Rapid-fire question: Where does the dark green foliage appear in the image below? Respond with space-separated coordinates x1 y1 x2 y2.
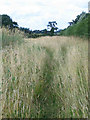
68 12 86 26
47 21 58 36
19 27 31 34
60 13 89 38
0 14 18 29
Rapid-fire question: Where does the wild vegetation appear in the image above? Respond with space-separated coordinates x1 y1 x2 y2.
2 28 24 48
60 12 89 38
0 14 59 38
0 11 89 118
0 12 89 39
0 28 88 118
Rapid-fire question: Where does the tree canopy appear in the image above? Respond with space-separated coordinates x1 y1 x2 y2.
47 21 58 35
68 12 86 26
0 14 18 28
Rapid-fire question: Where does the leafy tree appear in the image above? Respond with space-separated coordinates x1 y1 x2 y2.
12 21 18 28
69 12 86 25
47 21 58 36
68 22 73 26
0 14 18 28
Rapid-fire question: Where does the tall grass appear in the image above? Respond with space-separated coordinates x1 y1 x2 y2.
1 35 88 118
2 28 24 48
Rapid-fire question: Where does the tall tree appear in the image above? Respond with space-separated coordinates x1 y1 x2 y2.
47 21 58 36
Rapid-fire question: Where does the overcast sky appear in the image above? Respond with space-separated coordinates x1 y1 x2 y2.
0 0 89 30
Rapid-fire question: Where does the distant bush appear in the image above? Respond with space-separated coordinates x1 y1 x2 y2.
27 33 48 38
28 33 41 38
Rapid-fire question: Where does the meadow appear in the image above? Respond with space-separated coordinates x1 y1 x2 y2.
0 28 88 118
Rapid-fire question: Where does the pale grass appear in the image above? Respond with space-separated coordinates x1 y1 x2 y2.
1 36 88 118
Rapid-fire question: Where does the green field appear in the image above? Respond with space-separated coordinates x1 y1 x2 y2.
1 29 88 118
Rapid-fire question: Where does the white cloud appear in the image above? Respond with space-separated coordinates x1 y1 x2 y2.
0 0 89 30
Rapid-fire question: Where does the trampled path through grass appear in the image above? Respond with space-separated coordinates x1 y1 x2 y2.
32 47 60 118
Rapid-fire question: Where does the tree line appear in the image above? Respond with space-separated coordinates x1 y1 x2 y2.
0 14 59 37
0 11 88 38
